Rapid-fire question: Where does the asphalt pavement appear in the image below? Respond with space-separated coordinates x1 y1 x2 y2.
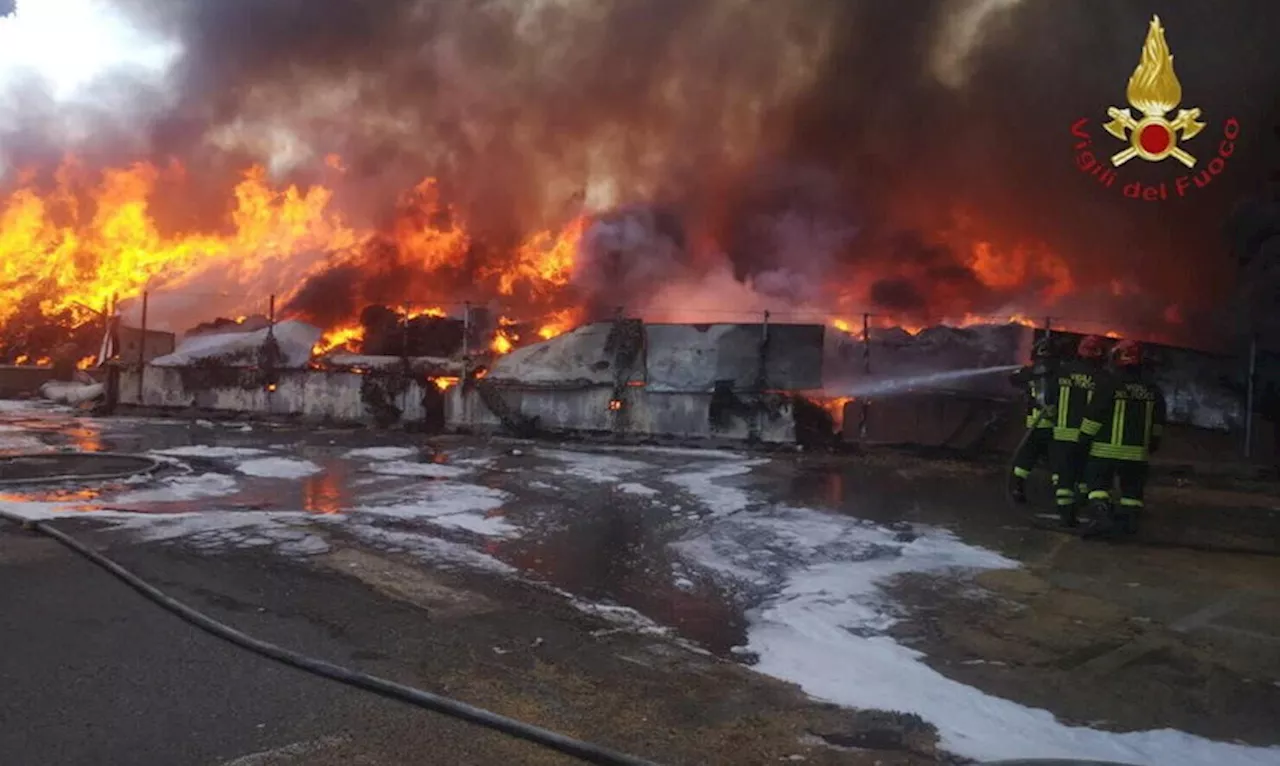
0 529 571 766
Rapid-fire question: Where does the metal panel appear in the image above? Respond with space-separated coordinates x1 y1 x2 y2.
645 323 824 392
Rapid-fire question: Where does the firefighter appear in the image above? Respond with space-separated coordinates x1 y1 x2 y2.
1076 339 1167 538
1046 335 1108 526
1008 335 1059 504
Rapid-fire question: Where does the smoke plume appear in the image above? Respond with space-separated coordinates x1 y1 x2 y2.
2 0 1279 348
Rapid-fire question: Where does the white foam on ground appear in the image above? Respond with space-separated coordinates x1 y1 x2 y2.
592 444 748 460
673 471 1280 766
366 460 470 479
617 483 659 496
343 446 419 460
0 433 49 452
153 446 268 459
537 448 649 483
0 399 60 413
352 482 515 537
111 473 240 503
663 459 769 516
236 457 323 479
341 523 516 574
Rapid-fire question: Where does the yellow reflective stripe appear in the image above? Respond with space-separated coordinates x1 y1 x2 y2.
1054 488 1075 497
1119 498 1144 507
1143 400 1154 448
1057 384 1069 429
1089 443 1147 461
1013 467 1031 478
1087 490 1110 500
1053 427 1080 441
1077 483 1088 494
1080 418 1101 436
1051 473 1060 483
1111 400 1126 446
1056 498 1076 506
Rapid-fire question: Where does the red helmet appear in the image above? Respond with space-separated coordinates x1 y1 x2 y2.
1111 339 1143 367
1077 335 1107 360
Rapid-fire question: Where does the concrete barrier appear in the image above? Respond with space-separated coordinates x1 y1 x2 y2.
117 366 429 425
446 384 796 443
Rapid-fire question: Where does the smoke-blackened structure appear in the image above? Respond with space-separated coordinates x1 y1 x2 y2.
2 0 1278 349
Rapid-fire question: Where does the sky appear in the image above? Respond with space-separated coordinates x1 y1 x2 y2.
0 0 178 100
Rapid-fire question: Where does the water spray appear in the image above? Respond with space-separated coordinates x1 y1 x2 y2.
830 364 1021 399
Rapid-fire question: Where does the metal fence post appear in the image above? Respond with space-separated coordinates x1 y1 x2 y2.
136 291 149 403
860 312 871 443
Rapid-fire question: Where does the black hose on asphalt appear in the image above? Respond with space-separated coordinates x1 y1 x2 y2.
0 509 663 766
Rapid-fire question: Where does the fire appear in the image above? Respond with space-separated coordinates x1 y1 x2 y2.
491 329 515 355
493 216 585 296
314 325 363 356
831 312 1040 339
537 308 580 340
405 305 446 320
76 356 96 370
0 153 1178 361
0 160 356 332
432 376 460 391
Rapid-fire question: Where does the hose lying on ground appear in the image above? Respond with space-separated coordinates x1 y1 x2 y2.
0 509 662 766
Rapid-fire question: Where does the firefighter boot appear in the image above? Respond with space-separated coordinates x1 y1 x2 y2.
1081 500 1116 539
1059 500 1080 529
1008 475 1028 504
1118 507 1140 536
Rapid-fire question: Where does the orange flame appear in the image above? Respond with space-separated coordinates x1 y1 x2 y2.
537 308 581 340
0 159 356 330
314 325 363 356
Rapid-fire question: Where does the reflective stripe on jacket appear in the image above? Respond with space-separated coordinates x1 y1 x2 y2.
1078 371 1167 462
1052 359 1101 442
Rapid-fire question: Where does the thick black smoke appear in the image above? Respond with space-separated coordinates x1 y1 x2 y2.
6 0 1280 347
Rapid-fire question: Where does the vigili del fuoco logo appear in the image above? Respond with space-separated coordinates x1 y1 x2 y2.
1070 15 1239 201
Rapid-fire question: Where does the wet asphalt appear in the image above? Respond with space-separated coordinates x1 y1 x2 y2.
4 404 1280 765
0 530 494 766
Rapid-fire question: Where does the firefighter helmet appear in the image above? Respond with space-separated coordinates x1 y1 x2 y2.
1111 339 1143 367
1077 335 1108 360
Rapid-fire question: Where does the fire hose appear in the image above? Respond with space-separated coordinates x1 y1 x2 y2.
0 508 662 766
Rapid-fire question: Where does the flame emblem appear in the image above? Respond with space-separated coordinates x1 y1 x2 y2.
1102 15 1205 168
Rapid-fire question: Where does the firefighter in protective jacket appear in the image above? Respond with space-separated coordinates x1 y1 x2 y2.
1008 335 1059 504
1076 339 1167 537
1046 335 1108 526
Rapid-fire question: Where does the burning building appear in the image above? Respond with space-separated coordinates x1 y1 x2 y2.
0 2 1278 453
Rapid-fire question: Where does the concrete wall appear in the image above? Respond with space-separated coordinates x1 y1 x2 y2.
446 384 796 443
118 366 428 424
